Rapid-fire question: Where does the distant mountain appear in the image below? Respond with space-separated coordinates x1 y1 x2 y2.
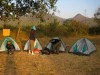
53 15 66 23
72 13 97 27
73 13 88 21
0 13 97 27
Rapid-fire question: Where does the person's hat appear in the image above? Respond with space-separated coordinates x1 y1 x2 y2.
31 25 36 30
7 41 11 44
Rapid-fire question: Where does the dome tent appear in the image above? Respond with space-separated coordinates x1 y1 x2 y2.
69 38 96 55
0 37 20 51
46 37 67 52
24 38 42 51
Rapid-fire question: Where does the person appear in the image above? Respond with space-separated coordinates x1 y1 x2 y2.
6 41 15 54
50 39 61 54
29 25 36 55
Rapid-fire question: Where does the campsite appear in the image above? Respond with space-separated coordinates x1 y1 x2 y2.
0 35 100 75
0 0 100 75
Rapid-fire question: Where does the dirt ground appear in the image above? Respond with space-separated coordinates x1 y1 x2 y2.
0 36 100 75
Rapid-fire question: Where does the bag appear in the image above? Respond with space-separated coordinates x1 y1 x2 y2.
33 48 40 53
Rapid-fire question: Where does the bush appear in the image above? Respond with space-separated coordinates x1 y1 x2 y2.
36 24 46 37
3 24 17 31
89 26 100 35
22 25 31 33
63 20 89 36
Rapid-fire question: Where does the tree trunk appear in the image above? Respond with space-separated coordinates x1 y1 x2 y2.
16 17 21 40
16 17 23 50
16 27 21 39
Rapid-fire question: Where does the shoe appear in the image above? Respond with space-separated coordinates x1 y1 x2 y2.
32 51 35 55
29 50 31 54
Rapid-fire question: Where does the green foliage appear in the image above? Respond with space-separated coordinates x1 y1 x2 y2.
45 22 57 37
56 25 68 36
63 20 89 36
22 25 31 33
90 6 100 35
89 26 100 35
44 18 62 37
94 7 100 25
0 0 58 38
36 19 89 37
3 24 16 30
21 19 69 37
36 24 46 37
0 0 58 21
2 20 98 38
0 0 15 21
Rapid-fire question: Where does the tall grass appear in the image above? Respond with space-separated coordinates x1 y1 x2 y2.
0 20 99 39
89 26 100 35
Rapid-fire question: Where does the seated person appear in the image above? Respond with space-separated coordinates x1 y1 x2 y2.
6 41 15 54
50 39 61 54
42 39 61 55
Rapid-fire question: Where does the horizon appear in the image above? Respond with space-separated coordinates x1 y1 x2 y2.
54 13 90 19
54 0 100 19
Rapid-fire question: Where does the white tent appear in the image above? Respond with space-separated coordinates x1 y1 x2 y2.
46 37 67 52
0 37 20 51
24 39 42 50
69 38 96 55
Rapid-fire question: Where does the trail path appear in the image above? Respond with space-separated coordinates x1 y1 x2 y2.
4 55 16 75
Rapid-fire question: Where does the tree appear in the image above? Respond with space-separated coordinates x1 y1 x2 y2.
0 0 58 39
94 7 100 25
63 19 88 36
0 0 14 27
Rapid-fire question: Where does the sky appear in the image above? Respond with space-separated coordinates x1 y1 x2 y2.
54 0 100 19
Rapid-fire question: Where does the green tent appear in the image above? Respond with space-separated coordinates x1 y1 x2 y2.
0 37 20 51
46 37 67 52
69 38 96 55
24 39 42 50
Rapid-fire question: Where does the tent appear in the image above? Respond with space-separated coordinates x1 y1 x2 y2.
24 39 42 51
0 37 20 51
69 38 96 55
46 37 67 52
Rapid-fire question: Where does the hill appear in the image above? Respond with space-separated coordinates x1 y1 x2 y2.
0 13 97 27
72 13 97 27
0 14 65 26
73 13 88 21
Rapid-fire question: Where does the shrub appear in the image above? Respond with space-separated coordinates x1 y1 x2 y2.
22 25 31 33
89 26 100 35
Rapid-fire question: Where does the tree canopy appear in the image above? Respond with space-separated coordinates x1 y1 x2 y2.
0 0 58 20
94 7 100 25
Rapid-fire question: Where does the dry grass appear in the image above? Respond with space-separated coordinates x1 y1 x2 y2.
0 53 7 75
0 35 100 75
13 52 57 75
